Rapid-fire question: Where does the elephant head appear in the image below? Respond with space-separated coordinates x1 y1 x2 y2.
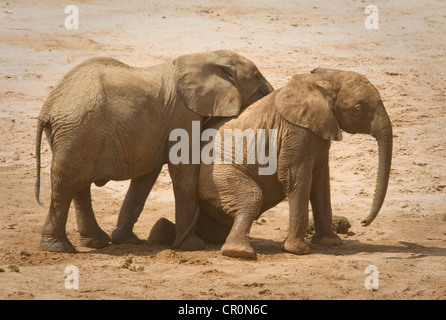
275 68 392 227
173 50 274 117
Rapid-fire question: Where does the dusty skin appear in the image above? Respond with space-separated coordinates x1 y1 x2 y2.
0 0 445 299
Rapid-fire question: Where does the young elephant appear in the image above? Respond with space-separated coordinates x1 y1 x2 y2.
35 50 273 253
148 69 392 259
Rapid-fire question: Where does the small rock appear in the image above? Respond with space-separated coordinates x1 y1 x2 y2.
258 289 270 295
332 216 351 234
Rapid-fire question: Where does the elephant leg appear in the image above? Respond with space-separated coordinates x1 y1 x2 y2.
40 177 76 253
282 178 311 255
220 211 257 259
220 180 263 259
310 157 342 246
73 186 111 248
111 167 162 244
168 162 205 251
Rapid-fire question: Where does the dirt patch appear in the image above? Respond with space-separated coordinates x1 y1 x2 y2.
0 0 445 300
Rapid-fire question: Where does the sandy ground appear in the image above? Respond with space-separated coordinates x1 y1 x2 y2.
0 0 445 300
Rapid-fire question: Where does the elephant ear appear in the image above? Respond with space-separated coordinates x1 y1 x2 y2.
173 52 243 117
275 74 343 141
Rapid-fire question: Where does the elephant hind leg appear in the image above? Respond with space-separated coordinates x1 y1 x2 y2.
73 185 111 248
40 178 76 253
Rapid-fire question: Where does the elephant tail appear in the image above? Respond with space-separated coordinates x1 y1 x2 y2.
35 117 47 206
171 204 200 249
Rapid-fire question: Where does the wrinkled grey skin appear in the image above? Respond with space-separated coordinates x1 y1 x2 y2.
35 50 274 253
148 68 393 259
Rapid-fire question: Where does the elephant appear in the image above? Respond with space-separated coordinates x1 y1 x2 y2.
147 68 393 259
35 50 274 253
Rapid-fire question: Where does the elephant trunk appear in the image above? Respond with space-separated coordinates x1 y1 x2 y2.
361 107 393 226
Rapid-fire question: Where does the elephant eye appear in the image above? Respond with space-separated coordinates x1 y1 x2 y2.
354 104 363 112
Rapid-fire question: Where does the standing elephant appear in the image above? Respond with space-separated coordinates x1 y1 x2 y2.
148 68 393 259
35 50 274 253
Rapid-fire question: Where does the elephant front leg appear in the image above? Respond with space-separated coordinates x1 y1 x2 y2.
220 212 257 259
74 186 111 248
282 185 311 255
310 157 342 246
219 181 264 259
111 167 162 244
168 162 205 251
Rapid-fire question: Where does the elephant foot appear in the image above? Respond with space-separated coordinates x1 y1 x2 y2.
311 231 342 246
175 232 206 251
282 237 310 255
110 227 142 245
40 234 76 253
147 218 176 246
79 229 111 248
221 239 256 259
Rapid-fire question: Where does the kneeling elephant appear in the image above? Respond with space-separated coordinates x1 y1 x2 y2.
148 68 393 259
